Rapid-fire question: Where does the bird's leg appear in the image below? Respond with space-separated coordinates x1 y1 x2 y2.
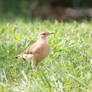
23 58 26 61
32 60 39 72
32 61 36 72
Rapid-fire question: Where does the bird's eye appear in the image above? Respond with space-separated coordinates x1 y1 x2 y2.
42 33 46 35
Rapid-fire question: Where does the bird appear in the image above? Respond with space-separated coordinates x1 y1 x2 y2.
15 31 54 71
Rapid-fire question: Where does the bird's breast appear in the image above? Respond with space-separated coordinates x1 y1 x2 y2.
36 41 50 61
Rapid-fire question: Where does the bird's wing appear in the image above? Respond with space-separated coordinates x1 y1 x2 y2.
16 42 40 59
24 41 41 54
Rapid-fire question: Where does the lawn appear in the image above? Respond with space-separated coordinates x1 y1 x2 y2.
0 18 92 92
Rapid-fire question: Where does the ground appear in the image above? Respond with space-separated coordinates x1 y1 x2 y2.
0 17 92 92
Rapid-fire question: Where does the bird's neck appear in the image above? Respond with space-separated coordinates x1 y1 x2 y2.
38 37 48 42
38 36 47 41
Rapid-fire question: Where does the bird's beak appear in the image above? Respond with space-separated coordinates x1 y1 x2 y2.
49 32 54 35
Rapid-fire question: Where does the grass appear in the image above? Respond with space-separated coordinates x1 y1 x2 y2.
0 18 92 92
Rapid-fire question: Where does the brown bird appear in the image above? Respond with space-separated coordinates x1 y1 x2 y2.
16 31 54 71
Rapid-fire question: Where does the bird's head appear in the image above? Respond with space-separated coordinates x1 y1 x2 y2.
38 31 54 40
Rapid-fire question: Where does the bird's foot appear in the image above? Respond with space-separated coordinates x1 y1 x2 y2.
32 66 36 72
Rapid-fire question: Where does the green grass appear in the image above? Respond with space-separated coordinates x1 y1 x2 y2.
0 18 92 92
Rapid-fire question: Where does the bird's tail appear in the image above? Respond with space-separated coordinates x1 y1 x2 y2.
15 54 22 59
15 51 25 59
15 51 33 60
